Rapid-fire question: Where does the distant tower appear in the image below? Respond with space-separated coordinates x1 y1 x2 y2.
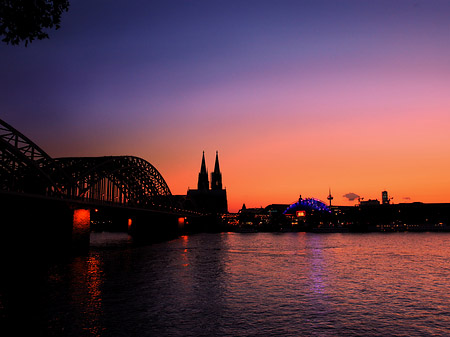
197 151 209 191
327 188 333 207
382 190 390 205
211 151 223 190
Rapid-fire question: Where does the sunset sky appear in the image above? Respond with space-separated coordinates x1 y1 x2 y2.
1 0 450 212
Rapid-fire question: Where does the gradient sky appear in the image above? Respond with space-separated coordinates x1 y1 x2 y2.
2 0 450 212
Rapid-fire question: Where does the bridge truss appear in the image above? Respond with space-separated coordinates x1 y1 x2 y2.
0 119 63 195
56 156 172 207
0 118 172 208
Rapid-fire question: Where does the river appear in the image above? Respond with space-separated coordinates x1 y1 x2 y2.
2 232 450 336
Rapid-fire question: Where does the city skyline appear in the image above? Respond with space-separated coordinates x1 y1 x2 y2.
2 0 450 212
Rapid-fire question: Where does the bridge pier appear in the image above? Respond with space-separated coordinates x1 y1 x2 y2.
0 192 92 260
71 208 91 254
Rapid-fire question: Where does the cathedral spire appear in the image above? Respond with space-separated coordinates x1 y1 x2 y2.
200 151 207 175
211 151 222 190
213 151 220 174
197 151 209 191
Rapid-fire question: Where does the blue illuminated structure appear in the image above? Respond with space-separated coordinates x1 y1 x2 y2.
283 197 331 215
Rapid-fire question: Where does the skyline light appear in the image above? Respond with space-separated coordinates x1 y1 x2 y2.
2 0 450 212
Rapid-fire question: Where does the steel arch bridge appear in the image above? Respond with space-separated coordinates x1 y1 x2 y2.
0 118 172 208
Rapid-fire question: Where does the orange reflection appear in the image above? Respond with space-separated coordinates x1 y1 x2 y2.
86 255 104 336
180 235 189 267
71 254 105 336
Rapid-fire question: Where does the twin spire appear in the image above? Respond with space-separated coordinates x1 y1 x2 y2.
198 151 222 191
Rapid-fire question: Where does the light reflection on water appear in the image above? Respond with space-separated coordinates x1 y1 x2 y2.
69 255 105 336
3 232 450 336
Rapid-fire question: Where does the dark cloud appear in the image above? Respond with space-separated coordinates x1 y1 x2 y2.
343 192 360 201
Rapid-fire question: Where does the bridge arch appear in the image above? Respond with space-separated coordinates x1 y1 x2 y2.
0 119 62 194
55 156 172 207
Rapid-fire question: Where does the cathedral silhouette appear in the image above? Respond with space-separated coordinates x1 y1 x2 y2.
187 151 228 213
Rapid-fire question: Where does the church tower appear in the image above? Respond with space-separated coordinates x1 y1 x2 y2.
211 151 222 190
197 151 209 191
188 151 228 214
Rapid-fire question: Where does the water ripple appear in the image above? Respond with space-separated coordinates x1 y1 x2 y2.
5 232 450 336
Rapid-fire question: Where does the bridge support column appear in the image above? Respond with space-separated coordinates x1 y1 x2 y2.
0 192 93 261
72 209 91 254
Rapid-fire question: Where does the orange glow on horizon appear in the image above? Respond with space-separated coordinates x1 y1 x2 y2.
161 108 450 213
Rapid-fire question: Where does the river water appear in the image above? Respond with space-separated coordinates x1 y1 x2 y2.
2 232 450 336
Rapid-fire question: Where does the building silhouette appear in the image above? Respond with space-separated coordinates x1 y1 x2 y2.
187 151 228 213
211 151 223 190
197 151 209 191
382 190 390 204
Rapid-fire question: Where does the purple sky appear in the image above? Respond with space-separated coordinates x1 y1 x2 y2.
2 0 450 210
